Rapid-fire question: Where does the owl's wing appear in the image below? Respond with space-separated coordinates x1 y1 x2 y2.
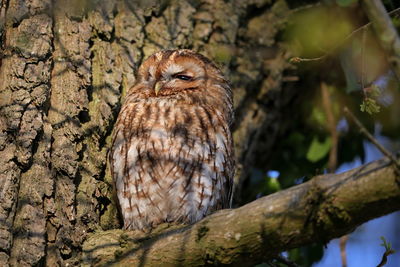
213 117 235 210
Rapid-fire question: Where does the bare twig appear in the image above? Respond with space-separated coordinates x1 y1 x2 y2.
289 2 322 15
290 7 400 63
376 250 395 267
361 27 366 92
340 235 349 267
343 107 400 174
377 237 396 267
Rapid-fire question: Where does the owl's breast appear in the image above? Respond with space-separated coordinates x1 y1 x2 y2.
111 99 233 229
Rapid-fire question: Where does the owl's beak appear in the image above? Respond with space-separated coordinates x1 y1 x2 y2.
154 81 162 96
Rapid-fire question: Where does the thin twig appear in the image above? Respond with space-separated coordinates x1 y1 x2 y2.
340 235 349 267
361 27 366 92
377 237 396 267
289 2 323 14
291 7 400 63
376 249 395 267
343 107 400 174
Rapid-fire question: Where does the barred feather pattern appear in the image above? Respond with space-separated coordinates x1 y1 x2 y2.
110 50 234 230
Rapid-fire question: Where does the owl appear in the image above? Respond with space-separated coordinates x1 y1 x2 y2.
110 49 234 230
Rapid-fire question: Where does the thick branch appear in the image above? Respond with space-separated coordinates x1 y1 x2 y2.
361 0 400 79
83 158 400 266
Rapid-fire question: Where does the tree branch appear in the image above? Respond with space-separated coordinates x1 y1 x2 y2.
361 0 400 80
83 157 400 266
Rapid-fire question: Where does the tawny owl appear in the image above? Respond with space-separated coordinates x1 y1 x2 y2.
110 49 234 230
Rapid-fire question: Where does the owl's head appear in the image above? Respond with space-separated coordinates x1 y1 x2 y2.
127 49 233 125
131 49 230 99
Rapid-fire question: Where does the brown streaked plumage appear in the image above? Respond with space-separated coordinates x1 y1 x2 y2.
110 49 234 230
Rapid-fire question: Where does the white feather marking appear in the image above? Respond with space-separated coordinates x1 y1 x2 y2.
164 63 184 76
215 132 226 171
188 142 210 158
127 140 139 168
182 62 204 76
148 65 156 77
112 133 126 194
155 52 163 61
149 128 168 140
199 166 213 189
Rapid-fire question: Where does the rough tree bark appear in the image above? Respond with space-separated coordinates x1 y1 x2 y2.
0 0 294 265
1 0 397 266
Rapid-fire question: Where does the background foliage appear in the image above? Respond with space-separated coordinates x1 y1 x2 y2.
246 0 400 265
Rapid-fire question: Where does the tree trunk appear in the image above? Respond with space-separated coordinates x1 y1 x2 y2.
0 0 295 265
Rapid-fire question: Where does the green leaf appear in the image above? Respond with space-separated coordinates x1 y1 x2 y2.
380 236 396 257
311 106 326 126
336 0 358 7
392 17 400 28
266 177 281 192
306 136 332 163
380 236 392 250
